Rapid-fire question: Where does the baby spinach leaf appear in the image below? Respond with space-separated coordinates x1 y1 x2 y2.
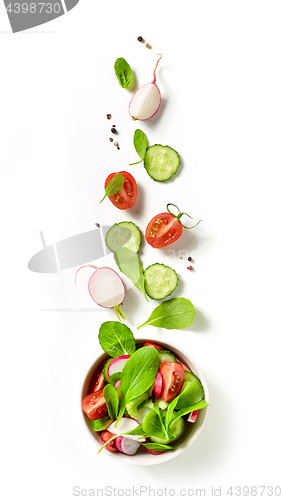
98 321 135 358
114 58 134 88
170 399 209 424
110 372 121 386
175 378 204 409
116 346 159 426
165 397 179 430
100 174 125 203
129 129 148 165
114 247 148 301
137 297 195 330
91 415 110 432
142 409 167 440
103 384 119 421
124 423 144 436
142 443 175 451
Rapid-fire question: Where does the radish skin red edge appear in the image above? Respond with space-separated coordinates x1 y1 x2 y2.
75 265 126 321
153 372 162 399
129 55 162 121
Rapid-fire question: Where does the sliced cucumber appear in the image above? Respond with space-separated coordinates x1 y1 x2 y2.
151 415 185 444
126 393 148 420
102 359 111 383
144 145 180 182
144 263 178 300
156 398 168 410
106 221 141 253
158 350 177 366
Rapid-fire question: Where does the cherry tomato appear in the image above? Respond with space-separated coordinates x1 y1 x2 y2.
89 370 105 393
142 341 163 350
176 357 191 372
160 362 185 402
145 204 200 249
105 171 137 210
144 438 164 455
82 389 108 420
101 431 118 452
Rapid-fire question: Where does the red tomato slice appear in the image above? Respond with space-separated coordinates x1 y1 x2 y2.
144 438 164 455
160 362 185 402
89 370 106 393
82 389 108 420
142 341 163 350
101 431 117 452
145 212 183 248
105 171 137 210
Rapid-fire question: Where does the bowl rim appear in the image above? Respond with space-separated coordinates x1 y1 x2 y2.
81 338 209 466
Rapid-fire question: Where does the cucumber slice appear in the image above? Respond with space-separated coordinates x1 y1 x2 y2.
144 145 180 182
144 263 178 300
151 415 185 444
158 350 177 366
126 393 148 420
106 222 141 253
102 359 111 383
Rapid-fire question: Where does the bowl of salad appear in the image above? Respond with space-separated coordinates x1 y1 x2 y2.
81 323 209 466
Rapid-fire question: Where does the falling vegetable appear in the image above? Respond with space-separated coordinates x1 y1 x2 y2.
75 265 126 321
129 55 162 121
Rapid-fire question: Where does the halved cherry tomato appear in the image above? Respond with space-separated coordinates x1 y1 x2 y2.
145 204 200 249
176 357 191 372
82 389 108 420
89 370 105 393
101 431 118 452
105 171 137 210
160 362 185 402
142 341 163 350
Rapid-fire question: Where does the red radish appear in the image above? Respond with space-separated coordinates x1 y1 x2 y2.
101 431 118 452
114 379 121 398
115 436 141 455
75 265 126 321
108 417 146 442
129 55 162 121
188 410 199 423
153 372 162 400
107 356 130 379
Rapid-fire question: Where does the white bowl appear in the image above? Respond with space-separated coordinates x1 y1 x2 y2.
81 338 209 466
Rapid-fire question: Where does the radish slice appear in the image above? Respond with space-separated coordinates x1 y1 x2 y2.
188 410 199 423
108 355 130 379
115 436 141 455
129 55 162 121
75 265 126 321
153 372 162 399
108 417 146 442
114 379 121 389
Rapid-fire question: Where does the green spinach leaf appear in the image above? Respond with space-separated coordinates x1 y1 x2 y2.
103 384 119 421
170 399 209 424
116 346 159 426
114 247 148 301
98 321 135 358
129 129 148 165
100 174 125 203
110 372 121 386
137 297 195 330
114 58 134 88
142 443 175 451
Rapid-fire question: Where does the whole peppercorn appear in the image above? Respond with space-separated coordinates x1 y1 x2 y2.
111 127 117 134
107 114 111 120
114 142 118 147
145 43 150 48
137 36 143 42
117 146 120 150
109 138 113 142
188 256 192 261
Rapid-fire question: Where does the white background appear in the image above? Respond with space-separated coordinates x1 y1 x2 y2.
1 1 283 499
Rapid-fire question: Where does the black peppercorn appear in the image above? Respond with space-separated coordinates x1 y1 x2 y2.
111 128 117 134
137 36 143 42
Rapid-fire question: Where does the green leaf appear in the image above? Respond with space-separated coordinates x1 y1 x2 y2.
100 174 125 203
129 129 148 165
116 346 159 426
114 58 134 88
114 247 148 301
175 377 204 409
103 384 119 421
142 409 167 440
91 416 112 432
142 443 175 451
109 372 121 386
165 397 179 430
98 321 135 358
124 423 144 436
137 297 195 330
170 399 209 424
